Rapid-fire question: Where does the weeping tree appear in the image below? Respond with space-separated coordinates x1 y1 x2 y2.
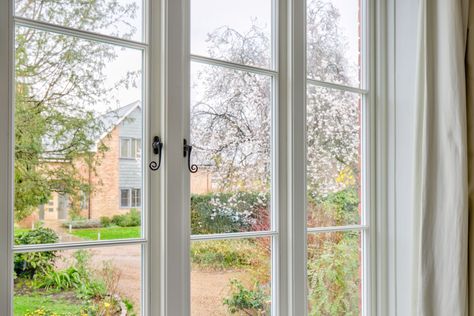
14 0 139 221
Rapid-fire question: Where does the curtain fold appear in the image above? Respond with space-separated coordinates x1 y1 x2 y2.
414 0 471 315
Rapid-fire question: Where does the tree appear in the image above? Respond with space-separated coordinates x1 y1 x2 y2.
191 0 360 199
14 0 138 221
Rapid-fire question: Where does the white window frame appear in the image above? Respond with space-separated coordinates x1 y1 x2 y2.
120 137 141 159
0 0 158 314
0 0 390 315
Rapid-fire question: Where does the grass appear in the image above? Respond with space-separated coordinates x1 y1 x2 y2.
14 294 83 315
70 226 140 240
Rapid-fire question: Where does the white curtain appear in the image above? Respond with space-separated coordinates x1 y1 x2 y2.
413 0 472 315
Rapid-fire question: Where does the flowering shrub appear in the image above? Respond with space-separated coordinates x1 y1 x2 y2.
191 191 269 234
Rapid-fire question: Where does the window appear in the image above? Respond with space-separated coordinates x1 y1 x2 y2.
0 0 377 314
131 188 141 207
121 138 141 159
121 189 131 208
5 0 147 314
120 138 132 158
121 188 141 208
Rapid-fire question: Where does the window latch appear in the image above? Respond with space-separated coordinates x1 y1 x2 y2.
183 139 198 173
149 136 163 171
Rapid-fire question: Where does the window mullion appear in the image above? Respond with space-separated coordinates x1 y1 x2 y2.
287 0 307 314
0 0 12 314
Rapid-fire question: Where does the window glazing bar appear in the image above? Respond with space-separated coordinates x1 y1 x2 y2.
12 238 147 253
307 225 369 234
191 230 278 241
191 54 278 77
13 16 148 50
306 77 369 95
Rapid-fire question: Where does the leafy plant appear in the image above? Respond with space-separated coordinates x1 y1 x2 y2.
14 228 59 278
191 239 266 271
223 279 270 315
111 209 141 227
100 216 112 227
307 231 360 316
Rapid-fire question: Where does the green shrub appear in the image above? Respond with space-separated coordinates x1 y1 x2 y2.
191 239 267 272
191 192 269 234
223 279 270 315
307 231 360 316
112 209 141 227
100 216 112 227
14 227 59 278
307 188 360 227
32 250 107 300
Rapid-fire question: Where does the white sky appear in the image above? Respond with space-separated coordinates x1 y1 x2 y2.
99 0 360 113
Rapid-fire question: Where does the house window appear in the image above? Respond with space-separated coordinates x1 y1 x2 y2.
120 189 131 208
120 138 131 158
131 188 141 207
120 138 141 159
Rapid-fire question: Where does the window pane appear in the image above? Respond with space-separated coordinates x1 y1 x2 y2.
14 245 142 315
307 231 362 315
15 0 144 42
14 26 143 243
191 238 271 315
191 0 273 69
121 139 131 158
306 85 362 227
307 0 362 87
191 62 272 234
121 189 130 208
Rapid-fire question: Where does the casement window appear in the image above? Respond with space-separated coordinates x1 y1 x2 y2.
0 0 382 315
120 189 131 208
120 138 141 159
131 188 141 207
121 188 141 208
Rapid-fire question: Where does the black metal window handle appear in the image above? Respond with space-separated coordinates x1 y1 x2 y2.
149 136 163 171
183 139 198 173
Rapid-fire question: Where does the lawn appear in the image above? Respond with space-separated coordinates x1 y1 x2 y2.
70 226 140 240
14 294 83 315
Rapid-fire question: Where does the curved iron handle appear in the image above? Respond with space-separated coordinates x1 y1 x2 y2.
149 136 163 171
183 139 198 173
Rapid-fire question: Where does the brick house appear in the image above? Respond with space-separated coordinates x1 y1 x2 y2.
20 101 143 228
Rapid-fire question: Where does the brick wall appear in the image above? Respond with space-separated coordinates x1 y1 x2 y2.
88 126 122 219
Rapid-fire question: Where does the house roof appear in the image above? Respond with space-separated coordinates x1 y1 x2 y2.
42 101 141 160
97 101 141 139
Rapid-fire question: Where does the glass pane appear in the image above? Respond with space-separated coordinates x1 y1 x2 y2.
191 238 271 315
307 231 362 316
15 0 144 42
14 245 142 315
121 138 131 158
191 0 273 69
14 26 143 243
307 0 362 87
306 85 362 227
190 62 272 234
